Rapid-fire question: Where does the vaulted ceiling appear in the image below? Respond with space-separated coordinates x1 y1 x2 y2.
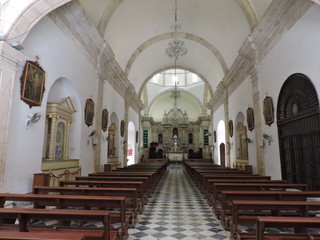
79 0 272 95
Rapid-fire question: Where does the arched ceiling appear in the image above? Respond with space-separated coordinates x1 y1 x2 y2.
79 0 272 94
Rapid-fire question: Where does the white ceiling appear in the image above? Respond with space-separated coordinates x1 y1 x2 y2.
78 0 272 116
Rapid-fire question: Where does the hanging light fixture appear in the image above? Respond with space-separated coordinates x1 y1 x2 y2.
162 0 188 126
165 0 187 61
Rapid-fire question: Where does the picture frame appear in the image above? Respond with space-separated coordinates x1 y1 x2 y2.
136 131 139 143
20 60 45 108
101 109 108 131
228 120 233 137
120 120 125 137
84 99 94 127
213 130 217 143
263 96 274 126
246 107 255 131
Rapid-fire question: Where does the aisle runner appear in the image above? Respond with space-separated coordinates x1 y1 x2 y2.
128 165 229 240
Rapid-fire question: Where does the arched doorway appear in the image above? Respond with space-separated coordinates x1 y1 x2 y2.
127 121 136 166
277 73 320 190
219 143 226 166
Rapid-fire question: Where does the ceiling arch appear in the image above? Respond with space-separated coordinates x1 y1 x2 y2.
139 65 213 98
124 32 228 78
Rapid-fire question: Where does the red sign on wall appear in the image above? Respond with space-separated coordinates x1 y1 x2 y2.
127 149 132 156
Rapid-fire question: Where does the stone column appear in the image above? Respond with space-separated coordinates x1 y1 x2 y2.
93 75 104 172
48 115 59 159
64 120 72 159
223 89 231 168
0 42 26 190
123 98 129 167
250 64 265 175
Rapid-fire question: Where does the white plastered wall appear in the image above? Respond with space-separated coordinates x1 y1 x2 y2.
4 15 99 193
212 105 224 164
228 76 256 170
103 80 125 165
128 107 140 164
259 4 320 180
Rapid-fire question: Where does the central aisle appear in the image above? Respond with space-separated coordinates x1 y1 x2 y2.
128 165 229 239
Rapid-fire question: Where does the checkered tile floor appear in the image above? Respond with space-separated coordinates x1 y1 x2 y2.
128 164 230 240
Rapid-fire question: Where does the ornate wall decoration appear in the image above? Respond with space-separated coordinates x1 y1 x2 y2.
84 99 94 127
20 60 45 108
101 109 108 131
120 120 125 137
263 96 274 126
228 120 233 137
246 108 254 131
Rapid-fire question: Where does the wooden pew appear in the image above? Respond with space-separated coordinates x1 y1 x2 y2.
0 231 86 239
0 193 126 240
256 217 320 240
0 208 116 240
220 190 320 229
230 200 320 238
59 180 148 204
33 186 142 223
75 176 152 198
210 182 308 210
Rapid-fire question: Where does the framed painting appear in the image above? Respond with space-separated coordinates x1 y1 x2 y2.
263 96 274 126
101 109 108 131
228 120 233 137
136 131 139 143
246 107 254 131
213 130 217 143
85 99 94 127
20 60 45 108
120 120 125 137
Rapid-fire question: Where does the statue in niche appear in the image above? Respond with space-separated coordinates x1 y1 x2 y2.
108 123 116 157
236 122 248 160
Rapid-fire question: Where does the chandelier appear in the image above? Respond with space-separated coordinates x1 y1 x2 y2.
165 0 187 61
162 0 188 127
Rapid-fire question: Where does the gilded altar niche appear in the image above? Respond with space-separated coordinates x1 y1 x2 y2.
42 97 80 184
107 123 116 157
235 122 249 168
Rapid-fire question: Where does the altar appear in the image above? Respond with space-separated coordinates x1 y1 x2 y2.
167 152 184 161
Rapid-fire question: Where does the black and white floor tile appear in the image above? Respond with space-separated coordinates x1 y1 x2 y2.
128 164 230 240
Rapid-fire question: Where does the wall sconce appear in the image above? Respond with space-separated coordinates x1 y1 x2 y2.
11 42 24 50
88 130 96 137
263 134 273 145
245 138 252 143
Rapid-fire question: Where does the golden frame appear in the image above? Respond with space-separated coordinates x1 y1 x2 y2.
101 109 108 131
85 99 94 127
120 120 125 137
263 96 274 126
20 60 45 108
246 107 255 131
228 120 233 137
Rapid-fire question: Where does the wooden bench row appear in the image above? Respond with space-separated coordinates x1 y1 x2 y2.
0 161 168 240
184 161 320 240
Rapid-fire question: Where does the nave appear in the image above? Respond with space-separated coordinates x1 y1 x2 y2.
128 164 229 240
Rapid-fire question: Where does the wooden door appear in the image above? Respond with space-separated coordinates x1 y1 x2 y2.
277 73 320 190
219 143 226 166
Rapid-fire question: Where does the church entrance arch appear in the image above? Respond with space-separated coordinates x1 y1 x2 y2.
277 73 320 190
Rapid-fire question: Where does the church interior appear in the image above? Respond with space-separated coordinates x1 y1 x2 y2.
1 0 320 239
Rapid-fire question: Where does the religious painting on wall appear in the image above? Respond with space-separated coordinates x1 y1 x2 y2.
263 96 274 126
20 60 45 108
120 120 125 137
84 99 94 127
228 120 233 137
246 108 255 131
213 130 217 143
136 131 139 143
101 109 108 131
